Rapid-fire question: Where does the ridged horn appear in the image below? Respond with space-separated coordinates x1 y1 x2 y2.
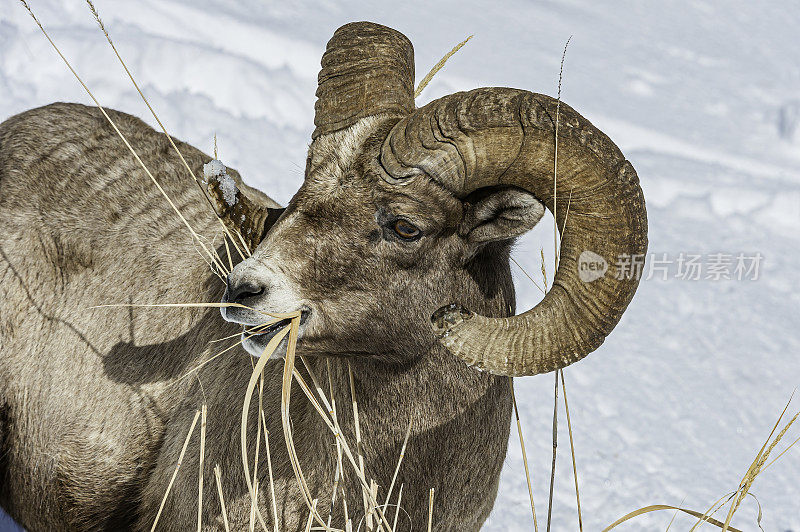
380 87 648 376
208 22 415 250
313 21 415 140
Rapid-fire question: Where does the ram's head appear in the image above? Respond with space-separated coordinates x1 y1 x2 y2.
212 22 647 376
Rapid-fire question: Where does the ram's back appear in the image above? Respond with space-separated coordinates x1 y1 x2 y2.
0 102 255 529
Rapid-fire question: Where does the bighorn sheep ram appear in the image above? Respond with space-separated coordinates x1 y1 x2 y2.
0 22 647 531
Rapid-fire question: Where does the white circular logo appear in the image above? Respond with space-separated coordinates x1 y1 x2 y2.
578 250 608 282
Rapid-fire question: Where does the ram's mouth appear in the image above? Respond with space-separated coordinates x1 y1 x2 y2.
242 309 310 347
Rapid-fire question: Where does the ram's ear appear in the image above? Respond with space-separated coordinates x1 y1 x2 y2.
207 169 283 250
263 207 285 235
460 187 545 244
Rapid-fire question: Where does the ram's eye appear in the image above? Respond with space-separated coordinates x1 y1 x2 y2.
393 219 421 240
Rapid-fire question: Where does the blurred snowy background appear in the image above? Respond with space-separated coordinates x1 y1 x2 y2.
1 0 799 530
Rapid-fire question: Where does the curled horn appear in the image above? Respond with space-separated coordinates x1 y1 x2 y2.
380 88 648 376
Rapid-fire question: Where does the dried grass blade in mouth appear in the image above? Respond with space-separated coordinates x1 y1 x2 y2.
90 301 297 320
241 323 292 532
250 374 265 531
260 413 280 532
277 317 344 531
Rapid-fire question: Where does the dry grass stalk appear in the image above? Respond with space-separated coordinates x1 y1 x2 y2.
366 480 379 531
191 234 227 281
509 379 539 531
250 374 266 530
326 359 344 529
260 412 280 532
178 333 254 384
511 386 542 531
762 432 800 472
414 35 473 98
558 190 574 250
213 464 231 532
552 36 571 267
18 1 230 277
665 501 683 531
602 505 743 532
223 219 234 267
91 302 285 386
290 369 392 530
241 325 292 531
540 249 548 288
151 409 201 531
720 400 798 531
382 415 413 515
427 488 435 532
545 371 559 532
84 0 250 264
342 486 351 531
198 404 208 532
91 301 296 319
305 499 319 532
347 362 370 527
544 37 575 532
249 479 260 531
689 492 738 532
325 470 340 530
683 401 797 532
510 256 546 295
297 358 357 530
297 356 345 530
559 370 582 531
607 397 799 531
277 318 349 531
393 485 404 531
289 363 392 530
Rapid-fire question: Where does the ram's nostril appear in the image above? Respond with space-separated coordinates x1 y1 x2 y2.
227 282 265 305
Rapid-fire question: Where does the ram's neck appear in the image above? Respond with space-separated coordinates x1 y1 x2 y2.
301 347 513 530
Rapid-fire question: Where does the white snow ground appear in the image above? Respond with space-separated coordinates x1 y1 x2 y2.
1 1 799 530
